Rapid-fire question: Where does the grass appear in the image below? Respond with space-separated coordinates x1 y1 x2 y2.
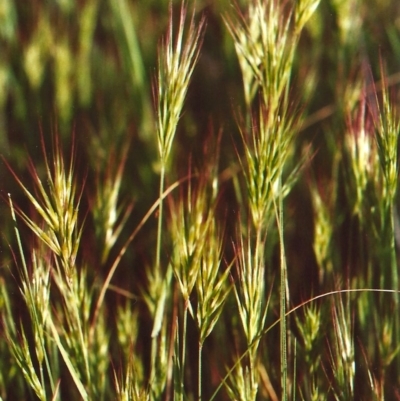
1 0 400 400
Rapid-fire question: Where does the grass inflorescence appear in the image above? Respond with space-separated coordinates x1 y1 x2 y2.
1 0 400 400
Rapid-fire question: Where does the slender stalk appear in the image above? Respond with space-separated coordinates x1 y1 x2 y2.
150 163 166 394
278 174 288 401
389 204 398 306
156 164 166 273
180 302 188 399
251 225 264 386
292 338 297 401
8 193 29 290
149 163 166 394
198 343 202 401
149 335 158 397
389 203 399 373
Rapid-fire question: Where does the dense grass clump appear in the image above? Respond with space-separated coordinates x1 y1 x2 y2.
1 0 400 400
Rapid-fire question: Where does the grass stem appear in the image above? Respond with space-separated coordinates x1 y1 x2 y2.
198 344 202 401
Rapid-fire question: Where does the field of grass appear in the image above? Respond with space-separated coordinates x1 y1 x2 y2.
1 0 400 400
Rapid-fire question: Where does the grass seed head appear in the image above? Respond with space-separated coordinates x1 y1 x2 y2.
156 1 205 164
